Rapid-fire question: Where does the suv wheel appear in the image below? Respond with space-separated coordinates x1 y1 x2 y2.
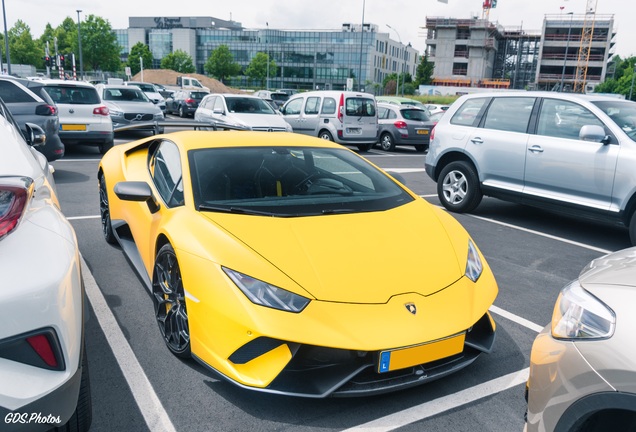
380 133 396 151
179 106 186 118
437 161 483 213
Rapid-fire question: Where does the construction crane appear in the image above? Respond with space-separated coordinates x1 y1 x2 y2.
573 0 598 93
482 0 497 21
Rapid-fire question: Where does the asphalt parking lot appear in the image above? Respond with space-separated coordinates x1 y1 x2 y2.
51 128 631 432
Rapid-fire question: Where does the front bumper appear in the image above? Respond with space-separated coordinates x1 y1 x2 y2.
524 325 614 432
196 312 495 398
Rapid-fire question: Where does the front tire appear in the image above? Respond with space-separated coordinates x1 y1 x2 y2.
629 213 636 246
379 132 396 151
152 244 191 358
179 105 186 118
98 173 117 245
437 160 483 213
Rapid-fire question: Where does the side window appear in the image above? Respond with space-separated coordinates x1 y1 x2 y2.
451 98 489 127
537 99 605 140
387 109 398 120
322 97 336 114
283 98 303 115
378 107 388 119
214 97 225 112
0 81 38 103
149 140 184 207
483 97 536 133
304 97 321 115
346 97 376 117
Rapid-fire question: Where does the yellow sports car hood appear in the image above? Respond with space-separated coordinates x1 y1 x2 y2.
203 200 466 304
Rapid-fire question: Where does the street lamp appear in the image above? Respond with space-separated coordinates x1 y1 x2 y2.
386 24 402 97
2 0 11 75
266 22 269 90
629 65 636 101
559 12 574 92
76 10 84 80
358 0 365 91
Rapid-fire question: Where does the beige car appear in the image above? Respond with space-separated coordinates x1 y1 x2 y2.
524 247 636 432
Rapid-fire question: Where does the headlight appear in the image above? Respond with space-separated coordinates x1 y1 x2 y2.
154 112 164 119
465 239 483 282
223 268 310 313
551 281 615 340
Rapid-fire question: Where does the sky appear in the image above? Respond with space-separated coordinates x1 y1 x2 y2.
7 0 635 58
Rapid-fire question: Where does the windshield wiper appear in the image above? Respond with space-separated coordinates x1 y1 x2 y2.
321 208 357 215
199 204 275 216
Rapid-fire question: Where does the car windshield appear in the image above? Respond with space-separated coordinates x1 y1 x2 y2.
592 100 636 141
401 109 430 121
225 97 276 114
43 85 101 105
270 93 289 102
103 87 150 102
131 83 156 92
190 92 208 100
189 146 413 216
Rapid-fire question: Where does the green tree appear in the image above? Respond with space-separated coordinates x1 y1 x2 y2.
245 52 276 87
161 49 195 73
204 45 240 83
414 54 435 86
595 56 636 100
128 42 153 76
79 15 121 72
8 20 43 67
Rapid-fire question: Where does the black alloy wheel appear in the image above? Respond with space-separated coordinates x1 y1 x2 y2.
152 243 191 358
98 174 117 245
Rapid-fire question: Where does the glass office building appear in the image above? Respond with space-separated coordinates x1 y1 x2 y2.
116 17 419 92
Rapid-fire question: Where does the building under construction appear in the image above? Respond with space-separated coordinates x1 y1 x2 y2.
423 13 614 92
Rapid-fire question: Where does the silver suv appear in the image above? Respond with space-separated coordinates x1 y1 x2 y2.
425 91 636 244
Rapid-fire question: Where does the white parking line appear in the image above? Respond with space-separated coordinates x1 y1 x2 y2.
342 368 529 432
81 256 177 432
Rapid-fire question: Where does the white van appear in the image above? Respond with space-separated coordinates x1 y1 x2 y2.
280 91 378 151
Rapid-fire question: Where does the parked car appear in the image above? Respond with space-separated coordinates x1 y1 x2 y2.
195 93 292 132
98 130 498 397
41 79 114 154
254 90 289 108
280 90 378 152
0 96 91 431
525 246 636 432
424 103 450 115
95 84 164 134
376 96 430 113
425 91 636 245
165 89 208 118
0 76 64 161
125 81 166 111
428 110 445 125
376 102 434 152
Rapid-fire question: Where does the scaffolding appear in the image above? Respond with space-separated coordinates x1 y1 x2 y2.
494 27 541 90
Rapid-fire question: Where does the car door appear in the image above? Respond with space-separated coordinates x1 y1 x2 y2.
280 97 304 134
524 97 618 210
300 96 322 135
343 95 377 141
462 96 535 194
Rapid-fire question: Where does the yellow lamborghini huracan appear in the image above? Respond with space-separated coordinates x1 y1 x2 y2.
98 130 498 397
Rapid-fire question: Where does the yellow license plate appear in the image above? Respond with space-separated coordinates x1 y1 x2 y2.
416 129 429 135
61 124 86 131
378 333 465 373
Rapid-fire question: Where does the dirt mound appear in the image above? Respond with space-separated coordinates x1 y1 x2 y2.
132 69 241 93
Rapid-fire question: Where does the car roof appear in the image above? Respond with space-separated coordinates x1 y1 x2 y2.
457 91 629 103
40 79 95 88
377 102 423 109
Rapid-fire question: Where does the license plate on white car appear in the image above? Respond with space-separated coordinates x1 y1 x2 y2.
61 124 86 131
345 128 361 134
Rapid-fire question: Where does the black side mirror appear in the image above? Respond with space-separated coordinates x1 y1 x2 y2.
23 122 46 147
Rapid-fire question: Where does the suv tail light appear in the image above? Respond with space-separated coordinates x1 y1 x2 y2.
185 98 195 105
394 121 408 129
93 106 110 116
337 93 344 123
35 104 57 116
430 126 436 142
0 177 34 239
0 328 65 371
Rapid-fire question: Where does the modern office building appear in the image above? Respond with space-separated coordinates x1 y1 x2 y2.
115 16 419 93
423 13 615 92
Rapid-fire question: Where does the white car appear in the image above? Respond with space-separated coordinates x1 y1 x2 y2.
195 93 292 132
42 79 114 154
0 99 91 430
124 81 167 112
